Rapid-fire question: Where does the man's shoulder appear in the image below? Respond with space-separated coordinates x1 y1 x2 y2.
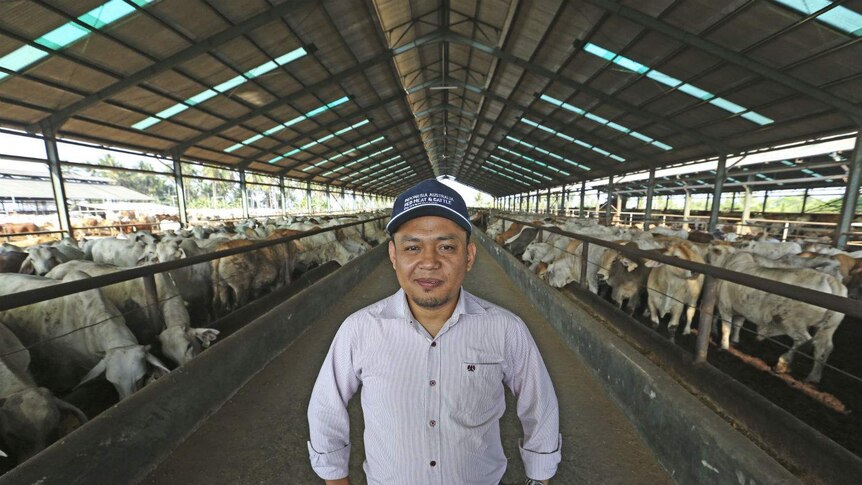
342 290 404 327
461 290 523 325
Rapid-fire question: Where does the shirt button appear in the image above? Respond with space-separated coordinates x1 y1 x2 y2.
429 380 436 386
431 341 437 347
430 461 437 467
429 420 437 427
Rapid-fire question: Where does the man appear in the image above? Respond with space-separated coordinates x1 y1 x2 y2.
307 179 561 484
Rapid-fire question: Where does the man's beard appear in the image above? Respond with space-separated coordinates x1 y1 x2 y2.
411 294 451 309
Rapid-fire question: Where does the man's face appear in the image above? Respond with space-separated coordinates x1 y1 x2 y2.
388 216 476 311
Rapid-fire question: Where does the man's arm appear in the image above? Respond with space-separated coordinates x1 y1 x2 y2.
308 320 362 482
503 317 562 483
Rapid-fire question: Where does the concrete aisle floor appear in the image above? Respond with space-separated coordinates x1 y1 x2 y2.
144 243 672 484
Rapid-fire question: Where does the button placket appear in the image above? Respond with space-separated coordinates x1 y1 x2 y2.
426 332 441 479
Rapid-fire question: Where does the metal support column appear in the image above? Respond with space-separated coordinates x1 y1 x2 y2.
682 190 691 231
526 192 531 213
279 176 287 215
560 186 566 215
239 170 250 219
729 191 736 213
172 155 188 227
42 123 73 238
605 176 614 225
835 132 862 248
546 187 551 214
801 188 809 214
644 168 655 231
306 182 312 213
579 181 586 218
762 190 770 215
709 155 726 234
741 175 754 234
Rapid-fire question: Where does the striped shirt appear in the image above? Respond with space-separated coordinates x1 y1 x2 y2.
307 288 561 484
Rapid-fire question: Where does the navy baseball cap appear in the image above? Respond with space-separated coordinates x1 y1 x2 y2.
386 179 472 235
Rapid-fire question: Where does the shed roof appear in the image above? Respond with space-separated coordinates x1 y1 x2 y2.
0 0 859 197
0 178 153 201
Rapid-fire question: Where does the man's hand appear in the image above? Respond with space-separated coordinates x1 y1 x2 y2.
325 478 349 485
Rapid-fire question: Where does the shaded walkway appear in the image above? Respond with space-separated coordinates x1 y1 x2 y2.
144 243 671 484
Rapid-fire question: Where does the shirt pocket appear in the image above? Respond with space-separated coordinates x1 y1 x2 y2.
456 362 504 426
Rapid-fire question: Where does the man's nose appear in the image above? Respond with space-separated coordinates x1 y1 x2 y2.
418 250 441 268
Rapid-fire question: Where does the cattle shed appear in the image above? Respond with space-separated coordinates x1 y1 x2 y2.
1 1 862 484
0 0 860 243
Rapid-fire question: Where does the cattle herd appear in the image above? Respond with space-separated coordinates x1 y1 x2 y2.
487 215 860 388
0 213 388 466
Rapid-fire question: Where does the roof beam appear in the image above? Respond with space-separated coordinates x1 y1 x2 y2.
586 0 862 124
234 93 403 169
276 123 421 175
34 0 318 130
444 31 736 155
170 29 444 156
304 141 428 183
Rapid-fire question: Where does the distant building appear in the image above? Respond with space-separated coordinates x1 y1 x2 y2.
0 168 153 214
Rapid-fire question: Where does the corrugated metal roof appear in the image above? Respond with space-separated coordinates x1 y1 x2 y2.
0 178 152 201
0 1 858 196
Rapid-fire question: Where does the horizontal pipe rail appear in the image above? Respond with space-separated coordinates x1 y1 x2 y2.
497 216 862 319
0 215 387 312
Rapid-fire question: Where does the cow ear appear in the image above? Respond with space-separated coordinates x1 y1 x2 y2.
193 328 219 347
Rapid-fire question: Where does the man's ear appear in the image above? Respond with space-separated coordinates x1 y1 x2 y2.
388 239 397 268
466 241 477 272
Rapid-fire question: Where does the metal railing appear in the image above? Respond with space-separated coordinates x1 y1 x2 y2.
0 214 388 313
494 215 862 365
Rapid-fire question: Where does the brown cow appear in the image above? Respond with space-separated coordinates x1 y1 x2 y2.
1 223 39 234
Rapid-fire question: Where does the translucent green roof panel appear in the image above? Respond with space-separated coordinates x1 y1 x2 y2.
0 0 157 82
582 42 773 125
539 94 673 150
774 0 862 36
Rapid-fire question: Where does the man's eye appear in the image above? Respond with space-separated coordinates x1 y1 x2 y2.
440 245 455 252
405 246 419 252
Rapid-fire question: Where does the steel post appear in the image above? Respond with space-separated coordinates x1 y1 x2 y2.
695 275 718 364
834 132 862 248
579 241 589 289
41 123 73 238
172 155 188 227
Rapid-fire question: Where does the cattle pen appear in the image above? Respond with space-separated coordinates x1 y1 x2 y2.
1 0 862 484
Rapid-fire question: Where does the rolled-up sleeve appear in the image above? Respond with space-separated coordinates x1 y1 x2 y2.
503 316 562 481
307 318 361 480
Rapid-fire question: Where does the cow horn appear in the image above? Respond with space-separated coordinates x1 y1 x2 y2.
76 357 107 389
146 353 171 374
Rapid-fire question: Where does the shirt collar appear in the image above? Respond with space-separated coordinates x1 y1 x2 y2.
377 287 487 322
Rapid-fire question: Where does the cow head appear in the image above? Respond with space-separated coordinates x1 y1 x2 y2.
78 345 170 400
707 244 736 267
155 240 186 263
158 326 219 366
0 388 87 463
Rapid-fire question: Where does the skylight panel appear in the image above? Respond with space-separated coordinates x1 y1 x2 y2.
520 118 625 162
756 173 774 181
481 167 530 186
485 159 543 184
496 147 571 176
488 155 553 181
505 136 591 171
306 146 394 173
267 119 369 164
349 158 408 183
133 45 307 130
225 97 349 153
539 94 673 151
0 0 157 82
773 0 862 36
582 42 774 125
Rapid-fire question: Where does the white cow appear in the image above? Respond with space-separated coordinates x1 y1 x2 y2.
707 247 847 383
644 240 705 339
45 261 218 367
19 246 75 276
0 322 87 463
736 240 802 259
0 272 170 399
90 238 158 267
